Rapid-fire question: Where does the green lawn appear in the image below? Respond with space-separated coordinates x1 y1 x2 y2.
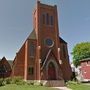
1 81 90 90
68 81 90 90
0 84 56 90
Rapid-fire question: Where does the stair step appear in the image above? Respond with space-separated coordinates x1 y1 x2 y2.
44 80 65 87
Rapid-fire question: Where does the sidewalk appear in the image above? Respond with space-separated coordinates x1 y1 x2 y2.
53 87 72 90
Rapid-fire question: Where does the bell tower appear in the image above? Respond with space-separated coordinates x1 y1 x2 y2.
33 1 60 60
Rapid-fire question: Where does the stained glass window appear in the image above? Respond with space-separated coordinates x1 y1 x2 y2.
45 39 54 47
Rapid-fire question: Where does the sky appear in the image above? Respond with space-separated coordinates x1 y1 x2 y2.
0 0 90 61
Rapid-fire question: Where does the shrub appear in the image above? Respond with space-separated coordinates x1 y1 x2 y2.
17 81 26 85
11 77 26 85
0 76 27 86
27 81 34 85
40 82 43 86
5 77 12 84
0 78 5 86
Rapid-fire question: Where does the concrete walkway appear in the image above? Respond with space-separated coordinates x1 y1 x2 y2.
53 87 72 90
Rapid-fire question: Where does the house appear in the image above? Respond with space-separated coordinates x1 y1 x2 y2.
80 58 90 82
12 1 72 86
0 57 12 78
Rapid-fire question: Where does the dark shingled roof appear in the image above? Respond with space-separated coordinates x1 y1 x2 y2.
59 37 67 44
28 30 36 39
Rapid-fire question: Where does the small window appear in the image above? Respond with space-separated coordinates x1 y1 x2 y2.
42 14 45 24
30 44 35 57
28 67 34 75
50 16 54 25
46 13 49 25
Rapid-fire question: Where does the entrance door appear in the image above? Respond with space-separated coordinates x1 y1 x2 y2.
48 62 56 80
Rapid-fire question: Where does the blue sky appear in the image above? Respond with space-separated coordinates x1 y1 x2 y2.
0 0 90 61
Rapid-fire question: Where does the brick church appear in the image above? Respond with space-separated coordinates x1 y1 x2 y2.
12 1 72 84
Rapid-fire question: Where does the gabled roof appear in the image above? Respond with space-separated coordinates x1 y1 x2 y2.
28 30 36 40
1 57 6 61
41 49 61 70
15 30 36 57
0 57 12 69
59 37 67 44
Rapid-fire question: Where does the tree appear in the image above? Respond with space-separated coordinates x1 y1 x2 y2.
72 42 90 67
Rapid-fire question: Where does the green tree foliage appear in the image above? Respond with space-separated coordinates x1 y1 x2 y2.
72 42 90 67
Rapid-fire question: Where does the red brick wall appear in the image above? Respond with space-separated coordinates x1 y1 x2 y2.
12 38 39 80
60 43 72 80
81 61 90 79
12 43 25 78
26 39 37 80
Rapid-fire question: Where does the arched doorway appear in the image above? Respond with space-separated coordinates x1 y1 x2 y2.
48 62 56 80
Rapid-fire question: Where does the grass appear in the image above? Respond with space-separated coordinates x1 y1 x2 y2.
67 81 90 90
1 80 90 90
0 84 56 90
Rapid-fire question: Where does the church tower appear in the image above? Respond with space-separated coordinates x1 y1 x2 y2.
33 1 64 81
34 1 60 62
